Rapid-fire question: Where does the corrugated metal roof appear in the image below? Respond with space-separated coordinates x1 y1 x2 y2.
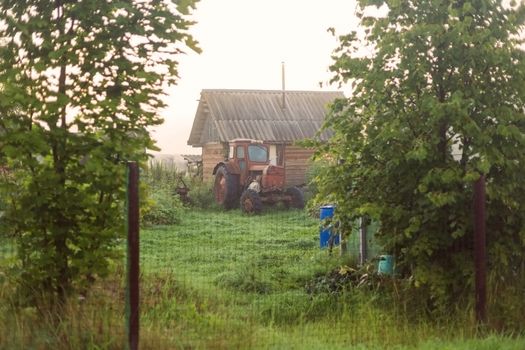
187 89 345 146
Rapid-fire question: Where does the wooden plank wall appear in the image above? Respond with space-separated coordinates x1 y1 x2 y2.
284 145 315 187
202 142 228 182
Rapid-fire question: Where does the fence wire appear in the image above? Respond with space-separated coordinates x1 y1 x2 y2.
1 164 523 349
137 202 390 349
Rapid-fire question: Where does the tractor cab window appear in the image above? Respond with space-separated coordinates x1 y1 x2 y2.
248 145 268 163
236 146 245 159
236 145 246 171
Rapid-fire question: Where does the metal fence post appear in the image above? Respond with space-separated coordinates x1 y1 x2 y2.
473 175 486 324
126 162 140 350
359 217 367 265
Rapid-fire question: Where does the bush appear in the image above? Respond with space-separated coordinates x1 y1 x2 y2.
304 159 329 200
141 187 183 226
142 161 185 226
142 159 218 218
186 178 217 210
304 159 331 217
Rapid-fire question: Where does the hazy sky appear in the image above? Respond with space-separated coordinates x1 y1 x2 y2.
152 0 361 155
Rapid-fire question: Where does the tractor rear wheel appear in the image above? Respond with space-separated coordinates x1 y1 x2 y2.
240 189 263 214
214 166 239 209
285 186 305 209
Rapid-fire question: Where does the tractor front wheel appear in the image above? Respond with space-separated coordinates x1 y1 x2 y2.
240 189 263 214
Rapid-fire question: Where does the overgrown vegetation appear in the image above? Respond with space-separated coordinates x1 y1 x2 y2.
304 158 330 215
142 161 185 226
186 177 217 210
0 0 200 303
2 209 523 348
142 187 184 226
0 208 525 350
141 160 216 225
313 0 525 313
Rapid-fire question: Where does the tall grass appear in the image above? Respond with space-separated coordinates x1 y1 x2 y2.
1 208 524 348
145 157 218 210
136 209 524 348
0 266 125 349
141 160 186 226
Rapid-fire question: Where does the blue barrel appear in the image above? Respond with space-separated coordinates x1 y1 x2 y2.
320 205 339 248
378 255 394 275
320 205 335 220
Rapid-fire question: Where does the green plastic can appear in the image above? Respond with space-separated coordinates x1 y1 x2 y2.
378 255 394 275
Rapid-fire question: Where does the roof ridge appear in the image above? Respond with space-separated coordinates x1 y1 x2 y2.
201 89 343 94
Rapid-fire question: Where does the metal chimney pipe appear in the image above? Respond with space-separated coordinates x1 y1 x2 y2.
281 61 286 109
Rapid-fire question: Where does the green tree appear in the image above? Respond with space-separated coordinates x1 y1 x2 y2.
0 0 200 303
316 0 525 309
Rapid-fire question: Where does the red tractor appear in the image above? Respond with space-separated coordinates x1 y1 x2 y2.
213 139 305 214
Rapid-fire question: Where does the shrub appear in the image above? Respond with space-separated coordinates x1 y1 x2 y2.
142 161 185 226
141 187 183 226
187 178 217 210
304 159 329 200
304 159 330 217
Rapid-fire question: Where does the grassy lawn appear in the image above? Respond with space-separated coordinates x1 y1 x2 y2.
137 208 525 349
1 208 524 349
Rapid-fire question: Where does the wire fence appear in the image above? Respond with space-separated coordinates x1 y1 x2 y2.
137 206 386 348
1 164 524 349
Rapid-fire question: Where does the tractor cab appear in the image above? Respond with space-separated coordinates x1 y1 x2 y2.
226 139 285 191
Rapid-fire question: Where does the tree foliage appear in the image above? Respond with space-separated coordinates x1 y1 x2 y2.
315 0 525 309
0 0 199 303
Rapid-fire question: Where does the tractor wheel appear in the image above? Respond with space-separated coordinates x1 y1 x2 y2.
214 166 239 209
240 189 263 214
285 186 305 209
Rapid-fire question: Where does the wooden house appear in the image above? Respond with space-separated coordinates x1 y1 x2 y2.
187 89 344 185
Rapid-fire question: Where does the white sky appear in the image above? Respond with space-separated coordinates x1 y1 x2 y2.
152 0 360 155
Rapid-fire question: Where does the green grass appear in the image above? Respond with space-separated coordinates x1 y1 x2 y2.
136 208 524 349
1 208 524 349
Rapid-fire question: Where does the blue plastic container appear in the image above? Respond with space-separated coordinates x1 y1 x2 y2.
320 205 335 220
320 205 339 248
378 255 394 275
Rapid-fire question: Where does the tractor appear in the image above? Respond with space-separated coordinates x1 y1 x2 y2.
212 139 305 214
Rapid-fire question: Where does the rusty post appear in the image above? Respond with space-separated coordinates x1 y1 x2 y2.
127 162 140 350
473 174 486 324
